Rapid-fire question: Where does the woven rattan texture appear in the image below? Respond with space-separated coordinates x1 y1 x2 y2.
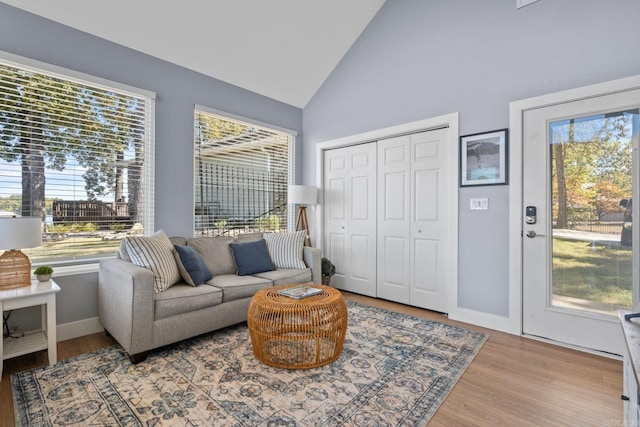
0 250 32 290
247 284 347 369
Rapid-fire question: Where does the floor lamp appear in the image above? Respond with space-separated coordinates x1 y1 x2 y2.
288 185 318 247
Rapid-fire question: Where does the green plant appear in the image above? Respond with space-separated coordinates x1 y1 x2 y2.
214 220 228 231
109 223 125 232
255 214 281 231
34 265 54 275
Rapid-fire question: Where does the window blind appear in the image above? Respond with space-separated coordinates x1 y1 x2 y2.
194 108 293 237
0 59 154 263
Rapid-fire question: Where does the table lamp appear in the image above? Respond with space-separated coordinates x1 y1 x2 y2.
0 217 43 290
288 185 318 246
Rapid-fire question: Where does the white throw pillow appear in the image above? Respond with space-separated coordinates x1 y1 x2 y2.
263 231 307 269
124 230 181 293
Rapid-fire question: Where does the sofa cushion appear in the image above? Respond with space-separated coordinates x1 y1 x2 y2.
153 283 223 320
208 274 272 302
169 236 187 246
173 245 213 286
124 230 181 293
253 268 312 286
117 240 131 262
263 231 307 269
187 236 236 275
229 239 275 276
235 232 263 243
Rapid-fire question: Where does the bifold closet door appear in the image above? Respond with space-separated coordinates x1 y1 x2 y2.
377 128 449 312
377 135 411 304
323 143 377 297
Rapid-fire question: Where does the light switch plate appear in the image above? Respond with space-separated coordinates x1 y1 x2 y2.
470 198 489 210
517 0 540 9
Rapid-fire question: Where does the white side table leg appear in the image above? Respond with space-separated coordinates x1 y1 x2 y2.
46 294 57 366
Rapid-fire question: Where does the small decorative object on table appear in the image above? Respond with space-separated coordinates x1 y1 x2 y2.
277 284 322 299
34 265 53 282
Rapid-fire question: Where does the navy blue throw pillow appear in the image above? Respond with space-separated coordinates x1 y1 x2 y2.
174 245 213 286
229 239 275 276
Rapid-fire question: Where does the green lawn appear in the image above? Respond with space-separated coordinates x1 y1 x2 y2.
552 237 632 307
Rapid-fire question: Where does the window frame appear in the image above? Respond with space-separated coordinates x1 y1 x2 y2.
193 104 297 236
0 50 156 269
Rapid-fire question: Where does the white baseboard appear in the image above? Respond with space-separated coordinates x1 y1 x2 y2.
448 307 519 335
56 317 104 342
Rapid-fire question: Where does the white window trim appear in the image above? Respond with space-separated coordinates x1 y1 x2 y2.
193 104 298 233
195 104 297 136
0 50 156 100
0 50 156 273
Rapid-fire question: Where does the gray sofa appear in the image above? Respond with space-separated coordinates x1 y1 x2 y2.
98 233 321 363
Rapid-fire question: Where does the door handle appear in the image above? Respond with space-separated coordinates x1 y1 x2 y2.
526 230 545 238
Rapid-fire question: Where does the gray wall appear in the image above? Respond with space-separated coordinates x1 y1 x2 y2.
302 0 640 316
0 3 303 331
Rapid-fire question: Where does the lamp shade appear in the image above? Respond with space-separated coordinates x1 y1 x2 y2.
288 185 318 206
0 217 43 250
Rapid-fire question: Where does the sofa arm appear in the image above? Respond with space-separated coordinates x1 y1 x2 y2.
303 246 322 284
98 258 155 355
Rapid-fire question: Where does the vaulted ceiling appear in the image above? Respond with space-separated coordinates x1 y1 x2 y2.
1 0 386 108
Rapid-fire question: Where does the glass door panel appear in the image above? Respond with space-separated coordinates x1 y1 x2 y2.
550 109 638 316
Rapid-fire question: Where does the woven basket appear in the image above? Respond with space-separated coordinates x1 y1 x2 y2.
0 250 32 290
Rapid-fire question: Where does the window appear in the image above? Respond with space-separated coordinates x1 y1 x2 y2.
194 107 294 237
0 55 154 264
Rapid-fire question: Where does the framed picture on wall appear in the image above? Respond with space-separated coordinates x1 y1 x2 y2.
460 128 508 187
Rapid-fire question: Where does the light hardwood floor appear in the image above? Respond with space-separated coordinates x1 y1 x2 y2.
1 292 623 426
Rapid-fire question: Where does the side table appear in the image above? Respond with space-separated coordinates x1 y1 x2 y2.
1 279 60 379
247 284 348 369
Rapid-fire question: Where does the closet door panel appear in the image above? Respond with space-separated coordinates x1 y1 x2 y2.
323 148 349 289
377 136 411 304
351 176 370 220
412 238 438 292
380 235 408 290
347 143 377 296
327 178 346 221
348 233 376 294
383 172 407 221
414 169 440 238
323 143 376 297
410 128 449 312
327 232 346 287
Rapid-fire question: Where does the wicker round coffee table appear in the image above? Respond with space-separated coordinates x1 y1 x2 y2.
247 284 347 369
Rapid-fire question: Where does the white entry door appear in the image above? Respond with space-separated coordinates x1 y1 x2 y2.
323 143 377 296
522 89 639 355
377 128 450 312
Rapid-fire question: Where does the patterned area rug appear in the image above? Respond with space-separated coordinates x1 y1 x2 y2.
12 301 488 426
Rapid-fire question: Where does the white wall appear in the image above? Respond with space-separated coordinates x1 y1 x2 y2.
302 0 640 326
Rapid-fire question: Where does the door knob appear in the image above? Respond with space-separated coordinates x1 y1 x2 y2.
526 230 545 238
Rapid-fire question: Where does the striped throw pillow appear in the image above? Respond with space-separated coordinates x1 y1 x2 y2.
124 230 181 293
263 231 307 269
